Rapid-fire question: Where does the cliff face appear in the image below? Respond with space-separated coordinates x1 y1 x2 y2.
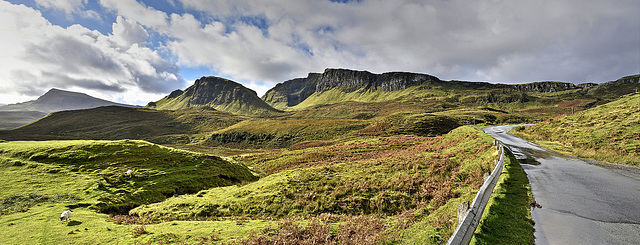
261 76 320 110
148 76 279 115
262 68 440 108
509 81 597 93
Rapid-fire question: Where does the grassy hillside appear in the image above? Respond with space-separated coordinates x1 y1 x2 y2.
512 93 640 166
130 126 500 243
0 139 258 244
0 106 246 143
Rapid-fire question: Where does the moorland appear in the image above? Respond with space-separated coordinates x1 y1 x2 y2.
0 68 638 244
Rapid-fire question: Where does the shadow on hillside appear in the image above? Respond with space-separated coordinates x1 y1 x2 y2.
66 220 82 226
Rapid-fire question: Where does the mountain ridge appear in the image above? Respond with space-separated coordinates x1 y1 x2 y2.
146 76 280 116
262 68 634 110
0 88 139 114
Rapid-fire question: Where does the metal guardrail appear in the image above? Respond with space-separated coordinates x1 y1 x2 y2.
447 141 505 245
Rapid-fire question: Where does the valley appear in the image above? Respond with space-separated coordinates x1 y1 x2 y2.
0 69 638 244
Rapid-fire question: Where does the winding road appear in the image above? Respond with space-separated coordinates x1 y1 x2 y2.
483 125 640 245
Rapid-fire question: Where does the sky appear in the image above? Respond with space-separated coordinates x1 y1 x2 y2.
0 0 638 106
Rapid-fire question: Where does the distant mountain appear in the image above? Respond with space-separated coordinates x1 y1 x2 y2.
146 76 280 115
263 68 637 110
0 111 47 130
0 106 245 142
262 68 442 110
0 88 139 114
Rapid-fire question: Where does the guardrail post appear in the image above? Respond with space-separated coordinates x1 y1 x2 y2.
457 201 470 226
447 141 505 245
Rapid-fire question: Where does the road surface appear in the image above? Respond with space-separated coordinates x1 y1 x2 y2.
484 125 640 245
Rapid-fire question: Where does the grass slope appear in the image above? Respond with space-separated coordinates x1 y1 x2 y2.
131 126 501 243
0 140 258 244
0 140 257 213
0 106 246 143
512 93 640 166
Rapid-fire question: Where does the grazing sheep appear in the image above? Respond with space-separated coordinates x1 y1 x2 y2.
60 210 71 224
124 170 133 178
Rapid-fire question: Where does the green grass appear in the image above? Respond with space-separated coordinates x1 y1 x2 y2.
0 139 263 244
512 93 640 166
0 125 534 244
0 140 257 214
130 126 501 243
471 149 535 245
0 106 246 143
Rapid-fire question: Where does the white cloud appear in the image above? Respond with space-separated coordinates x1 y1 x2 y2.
34 0 100 20
0 1 185 105
173 0 639 86
99 0 168 30
110 15 149 47
35 0 84 15
3 0 638 104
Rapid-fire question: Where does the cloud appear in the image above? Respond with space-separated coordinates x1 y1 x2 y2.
35 0 84 15
99 0 168 30
0 1 185 105
2 0 638 105
171 0 639 87
34 0 100 19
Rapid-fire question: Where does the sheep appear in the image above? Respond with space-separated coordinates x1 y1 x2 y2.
124 169 133 178
60 210 71 224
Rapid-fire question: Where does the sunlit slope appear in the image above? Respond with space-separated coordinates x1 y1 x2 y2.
132 126 500 242
514 93 640 166
0 140 257 214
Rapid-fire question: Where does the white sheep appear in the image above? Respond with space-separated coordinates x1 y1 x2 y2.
124 169 133 178
60 210 71 224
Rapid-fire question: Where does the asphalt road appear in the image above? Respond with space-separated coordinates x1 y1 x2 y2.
483 125 640 245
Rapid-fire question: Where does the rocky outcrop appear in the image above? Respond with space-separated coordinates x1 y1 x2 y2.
314 69 439 93
262 68 440 108
148 76 280 115
261 75 321 109
509 81 596 93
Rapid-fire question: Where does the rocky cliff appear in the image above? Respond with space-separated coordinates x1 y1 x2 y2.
147 76 280 115
262 68 440 109
509 81 597 93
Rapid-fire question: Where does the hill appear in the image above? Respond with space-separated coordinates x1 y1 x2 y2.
0 106 246 143
0 111 47 130
0 139 258 243
132 126 500 243
0 88 138 114
146 76 281 116
512 93 640 166
0 88 140 130
262 68 442 110
261 68 612 112
587 74 640 99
